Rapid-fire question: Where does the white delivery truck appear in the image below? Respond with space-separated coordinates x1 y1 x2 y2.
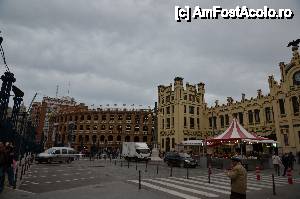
122 142 151 161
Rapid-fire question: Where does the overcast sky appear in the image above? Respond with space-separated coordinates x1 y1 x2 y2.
0 0 299 108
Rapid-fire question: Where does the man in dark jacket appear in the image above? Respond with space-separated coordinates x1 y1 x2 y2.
288 152 296 170
0 142 6 193
282 153 289 176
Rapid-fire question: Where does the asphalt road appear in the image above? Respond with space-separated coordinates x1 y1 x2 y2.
2 159 300 199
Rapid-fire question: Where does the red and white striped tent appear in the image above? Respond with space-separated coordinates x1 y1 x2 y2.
208 118 263 142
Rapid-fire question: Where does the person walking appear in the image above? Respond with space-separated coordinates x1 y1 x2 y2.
272 153 282 176
0 142 6 193
288 152 296 170
226 156 247 199
282 153 289 176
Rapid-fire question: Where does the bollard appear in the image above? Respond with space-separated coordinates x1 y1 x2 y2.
186 167 189 179
138 170 141 190
272 174 276 195
156 164 159 175
287 168 293 184
256 166 261 181
170 166 173 177
145 161 148 172
14 167 18 189
20 164 24 180
136 160 137 170
208 165 212 183
110 156 112 163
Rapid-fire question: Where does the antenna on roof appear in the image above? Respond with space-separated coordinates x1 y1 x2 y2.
67 81 70 95
56 85 59 98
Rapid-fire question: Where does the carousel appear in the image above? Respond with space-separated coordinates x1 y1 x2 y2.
206 118 277 170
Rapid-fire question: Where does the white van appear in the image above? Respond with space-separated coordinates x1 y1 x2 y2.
122 142 151 161
35 147 77 163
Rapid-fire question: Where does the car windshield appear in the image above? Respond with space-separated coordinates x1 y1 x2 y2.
136 149 150 154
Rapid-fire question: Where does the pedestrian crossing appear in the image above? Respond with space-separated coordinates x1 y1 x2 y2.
128 172 300 199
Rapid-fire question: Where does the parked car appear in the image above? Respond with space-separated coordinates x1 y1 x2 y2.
35 147 77 164
165 152 197 168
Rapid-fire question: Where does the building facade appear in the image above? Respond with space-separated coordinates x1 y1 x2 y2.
30 96 76 143
158 44 300 154
46 105 154 153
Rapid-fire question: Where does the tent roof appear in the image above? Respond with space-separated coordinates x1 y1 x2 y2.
209 118 260 141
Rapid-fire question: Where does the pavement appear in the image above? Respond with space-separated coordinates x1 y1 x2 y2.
1 159 300 199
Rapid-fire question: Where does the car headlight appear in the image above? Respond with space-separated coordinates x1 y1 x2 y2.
185 160 190 163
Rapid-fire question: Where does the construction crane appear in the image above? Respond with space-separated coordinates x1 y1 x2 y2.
27 92 38 114
0 33 10 72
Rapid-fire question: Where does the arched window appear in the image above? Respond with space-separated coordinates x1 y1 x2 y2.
100 135 105 142
125 136 130 142
117 135 121 141
134 136 139 142
108 135 113 141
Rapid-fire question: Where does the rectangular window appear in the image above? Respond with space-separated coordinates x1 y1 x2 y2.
184 105 186 113
197 107 199 115
162 138 164 148
292 96 299 114
213 117 217 128
172 105 174 113
197 118 199 128
238 112 243 125
110 115 114 121
162 119 164 129
172 117 174 127
166 118 170 129
102 115 106 120
279 99 285 115
248 110 253 124
118 115 123 120
166 95 170 102
298 131 300 144
254 109 260 123
190 118 194 129
265 107 271 122
209 117 212 127
225 114 229 125
184 117 187 127
189 106 194 114
166 106 170 114
284 134 289 146
220 115 224 128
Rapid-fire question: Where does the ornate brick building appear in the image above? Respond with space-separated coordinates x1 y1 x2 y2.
46 104 154 153
158 42 300 154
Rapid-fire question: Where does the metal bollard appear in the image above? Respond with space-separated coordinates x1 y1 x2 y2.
138 170 141 190
272 174 276 195
14 167 18 189
186 167 189 179
20 164 24 180
145 161 148 172
156 164 159 175
170 166 173 177
136 160 138 170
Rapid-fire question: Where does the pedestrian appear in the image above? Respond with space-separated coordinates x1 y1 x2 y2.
272 153 281 176
226 156 247 199
5 142 15 187
0 142 6 193
288 152 296 170
281 153 289 176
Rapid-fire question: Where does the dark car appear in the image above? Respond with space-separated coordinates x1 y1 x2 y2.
165 152 197 168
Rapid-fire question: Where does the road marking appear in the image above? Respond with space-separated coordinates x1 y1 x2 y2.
170 177 231 190
65 180 71 182
128 180 201 199
157 178 230 195
45 182 52 184
73 179 78 181
145 179 219 197
56 180 61 183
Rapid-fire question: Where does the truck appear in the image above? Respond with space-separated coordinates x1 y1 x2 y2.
122 142 151 161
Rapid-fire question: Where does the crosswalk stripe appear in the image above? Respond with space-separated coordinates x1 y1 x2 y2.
128 180 201 199
145 179 219 197
193 177 261 191
169 177 231 190
157 178 230 195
